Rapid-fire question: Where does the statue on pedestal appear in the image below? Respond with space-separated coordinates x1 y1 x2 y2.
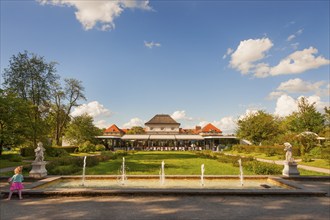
282 142 300 177
29 142 47 178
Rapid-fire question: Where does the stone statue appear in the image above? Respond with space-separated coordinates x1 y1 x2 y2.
284 142 293 162
34 142 45 162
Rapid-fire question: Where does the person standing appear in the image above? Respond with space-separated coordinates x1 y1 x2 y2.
8 166 24 200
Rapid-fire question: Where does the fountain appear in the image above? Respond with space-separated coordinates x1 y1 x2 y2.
201 164 205 187
81 156 87 186
120 157 127 185
160 160 165 185
238 159 244 186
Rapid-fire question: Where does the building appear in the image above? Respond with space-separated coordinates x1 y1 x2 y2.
96 114 239 150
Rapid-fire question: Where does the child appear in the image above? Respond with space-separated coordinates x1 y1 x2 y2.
8 166 24 200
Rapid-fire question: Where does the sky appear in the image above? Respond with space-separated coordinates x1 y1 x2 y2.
1 0 329 134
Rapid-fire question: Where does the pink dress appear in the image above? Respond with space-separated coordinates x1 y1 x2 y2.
9 174 24 191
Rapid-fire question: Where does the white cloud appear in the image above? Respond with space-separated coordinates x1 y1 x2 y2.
238 109 259 120
94 120 109 129
171 110 193 121
269 47 330 76
287 34 295 42
123 117 144 128
222 48 233 59
290 42 299 50
274 94 298 117
267 91 286 100
198 116 237 135
274 94 327 117
144 41 161 49
38 0 151 31
230 38 273 74
71 101 112 118
277 78 325 93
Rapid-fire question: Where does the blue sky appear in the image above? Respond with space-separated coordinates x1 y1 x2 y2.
1 0 329 133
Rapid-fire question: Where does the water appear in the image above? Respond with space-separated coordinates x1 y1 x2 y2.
238 159 244 186
160 161 165 185
201 164 205 187
38 178 285 189
81 156 87 186
120 157 127 185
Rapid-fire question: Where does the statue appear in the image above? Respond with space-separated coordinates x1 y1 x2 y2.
282 142 300 176
34 142 45 162
284 142 293 162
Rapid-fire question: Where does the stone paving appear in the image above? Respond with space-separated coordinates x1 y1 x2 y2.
0 179 329 220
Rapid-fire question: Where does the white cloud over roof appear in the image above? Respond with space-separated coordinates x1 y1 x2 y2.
123 117 145 128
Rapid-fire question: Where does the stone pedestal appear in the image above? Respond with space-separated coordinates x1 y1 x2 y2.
29 161 47 179
282 161 300 177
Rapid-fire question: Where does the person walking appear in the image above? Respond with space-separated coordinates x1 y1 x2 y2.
7 166 24 200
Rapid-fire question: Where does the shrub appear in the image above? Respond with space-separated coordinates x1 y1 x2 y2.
244 161 282 175
20 146 35 157
8 154 23 162
45 147 69 158
47 165 81 175
95 144 106 151
78 141 96 153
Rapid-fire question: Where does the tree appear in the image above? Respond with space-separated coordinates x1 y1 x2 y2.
296 132 319 155
286 97 325 134
50 78 86 145
2 51 59 147
236 110 282 145
0 90 31 155
126 126 145 134
64 114 102 146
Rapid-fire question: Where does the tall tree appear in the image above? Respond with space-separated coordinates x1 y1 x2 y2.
0 90 31 155
286 97 324 134
236 110 282 145
51 78 86 145
65 114 102 146
2 51 59 147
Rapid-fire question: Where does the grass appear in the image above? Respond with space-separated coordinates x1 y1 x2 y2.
298 159 330 169
86 151 255 175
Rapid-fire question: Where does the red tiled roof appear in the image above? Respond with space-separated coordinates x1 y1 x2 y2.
201 123 222 133
104 124 123 133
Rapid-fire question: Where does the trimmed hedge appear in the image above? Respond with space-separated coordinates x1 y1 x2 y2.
232 144 300 156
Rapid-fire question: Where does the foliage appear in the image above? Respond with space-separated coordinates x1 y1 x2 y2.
126 126 145 134
296 132 318 155
244 161 282 175
20 146 36 157
64 114 102 146
2 51 59 147
95 144 106 151
48 78 86 146
78 141 96 153
236 110 282 145
0 90 31 155
285 97 325 134
232 144 301 157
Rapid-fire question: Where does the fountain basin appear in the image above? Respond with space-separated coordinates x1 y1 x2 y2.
19 175 326 196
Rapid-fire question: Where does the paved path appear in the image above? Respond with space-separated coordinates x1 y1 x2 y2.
1 179 330 220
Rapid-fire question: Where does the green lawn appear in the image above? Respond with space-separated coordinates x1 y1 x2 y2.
86 151 255 175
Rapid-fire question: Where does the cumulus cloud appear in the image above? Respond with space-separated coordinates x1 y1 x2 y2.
238 109 259 121
228 37 329 77
274 94 327 117
71 101 112 118
267 91 286 100
229 38 273 74
144 41 161 49
38 0 151 30
277 78 325 93
123 117 145 128
94 120 109 129
171 110 193 121
269 47 330 76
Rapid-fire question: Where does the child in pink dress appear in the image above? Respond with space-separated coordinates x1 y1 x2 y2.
8 166 24 200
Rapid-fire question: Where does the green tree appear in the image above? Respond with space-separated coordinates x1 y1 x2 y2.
2 51 59 147
296 132 319 155
236 110 282 145
64 114 102 146
126 126 145 134
0 90 31 155
286 97 324 134
50 78 86 145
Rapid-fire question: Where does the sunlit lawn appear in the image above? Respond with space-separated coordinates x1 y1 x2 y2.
86 151 255 175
